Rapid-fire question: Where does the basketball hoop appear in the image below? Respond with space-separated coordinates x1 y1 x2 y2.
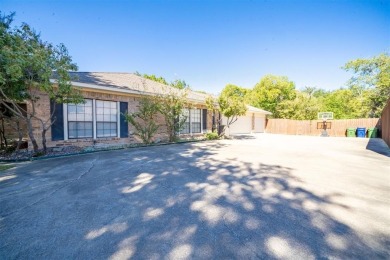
318 112 333 137
318 112 334 121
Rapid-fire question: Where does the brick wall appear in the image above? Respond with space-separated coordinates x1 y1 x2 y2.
28 89 210 149
1 114 28 141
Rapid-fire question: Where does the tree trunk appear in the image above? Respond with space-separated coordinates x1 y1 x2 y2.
41 128 47 153
26 117 39 152
15 121 23 152
0 117 6 149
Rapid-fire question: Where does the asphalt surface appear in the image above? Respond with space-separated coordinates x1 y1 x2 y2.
0 134 389 259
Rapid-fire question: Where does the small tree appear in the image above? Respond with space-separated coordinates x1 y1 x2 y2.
157 90 189 142
0 12 83 153
124 96 160 144
207 84 248 136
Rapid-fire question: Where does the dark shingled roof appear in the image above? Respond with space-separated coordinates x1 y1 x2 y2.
51 72 210 103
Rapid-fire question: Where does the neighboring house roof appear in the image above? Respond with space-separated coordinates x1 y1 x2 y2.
246 105 272 115
51 72 209 104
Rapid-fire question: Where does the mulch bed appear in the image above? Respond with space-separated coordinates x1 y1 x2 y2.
0 146 83 161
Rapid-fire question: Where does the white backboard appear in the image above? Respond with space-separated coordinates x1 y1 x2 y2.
318 112 334 120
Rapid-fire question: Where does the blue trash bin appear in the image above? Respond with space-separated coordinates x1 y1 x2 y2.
356 127 366 138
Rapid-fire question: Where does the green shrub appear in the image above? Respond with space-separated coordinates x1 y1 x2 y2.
205 131 219 140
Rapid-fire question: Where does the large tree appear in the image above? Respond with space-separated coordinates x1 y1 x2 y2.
320 88 368 119
277 91 320 120
249 74 296 118
343 53 390 117
0 12 82 152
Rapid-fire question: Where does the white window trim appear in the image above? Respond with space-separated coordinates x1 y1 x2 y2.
201 109 203 134
63 103 68 141
180 108 203 135
93 99 97 140
64 99 120 140
117 101 120 138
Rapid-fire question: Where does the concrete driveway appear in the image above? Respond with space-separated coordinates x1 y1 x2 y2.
0 134 389 259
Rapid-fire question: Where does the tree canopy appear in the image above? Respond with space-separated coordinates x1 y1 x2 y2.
244 53 389 120
137 73 190 90
343 53 390 117
0 12 82 152
249 74 296 118
207 84 248 136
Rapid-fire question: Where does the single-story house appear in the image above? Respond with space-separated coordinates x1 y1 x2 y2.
222 105 272 135
27 72 213 148
7 72 271 149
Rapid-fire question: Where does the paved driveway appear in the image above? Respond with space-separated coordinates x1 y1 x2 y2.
1 134 389 259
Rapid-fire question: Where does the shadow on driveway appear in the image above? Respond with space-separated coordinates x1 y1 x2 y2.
0 142 388 259
366 137 390 157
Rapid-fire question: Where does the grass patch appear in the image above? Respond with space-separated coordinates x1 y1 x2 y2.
0 165 14 171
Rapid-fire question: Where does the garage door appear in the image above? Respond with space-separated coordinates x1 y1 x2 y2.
225 115 252 134
254 116 265 132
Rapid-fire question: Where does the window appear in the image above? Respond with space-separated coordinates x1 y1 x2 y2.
180 109 190 134
68 99 93 138
190 109 201 133
96 100 117 137
180 108 202 134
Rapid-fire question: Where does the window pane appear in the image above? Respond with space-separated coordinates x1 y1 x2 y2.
67 99 93 139
69 130 76 138
68 105 76 113
97 128 104 137
85 113 93 121
85 123 93 130
76 113 84 121
69 122 77 131
97 121 117 138
85 99 93 106
97 122 103 129
111 102 117 109
85 107 92 114
96 108 104 115
110 129 116 136
191 109 201 123
68 113 76 121
181 122 190 134
192 122 201 133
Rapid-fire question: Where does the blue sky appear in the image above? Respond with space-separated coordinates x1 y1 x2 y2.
2 0 389 94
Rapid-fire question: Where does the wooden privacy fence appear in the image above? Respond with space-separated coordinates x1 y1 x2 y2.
265 118 381 137
381 99 390 147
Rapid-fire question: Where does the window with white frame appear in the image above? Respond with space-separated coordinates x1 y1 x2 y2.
180 109 190 134
68 99 93 139
180 108 202 134
190 109 201 133
96 100 118 138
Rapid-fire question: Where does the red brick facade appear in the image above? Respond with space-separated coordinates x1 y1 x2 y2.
26 89 212 149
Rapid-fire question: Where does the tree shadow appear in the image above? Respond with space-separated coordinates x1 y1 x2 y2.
229 134 256 140
0 142 388 259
